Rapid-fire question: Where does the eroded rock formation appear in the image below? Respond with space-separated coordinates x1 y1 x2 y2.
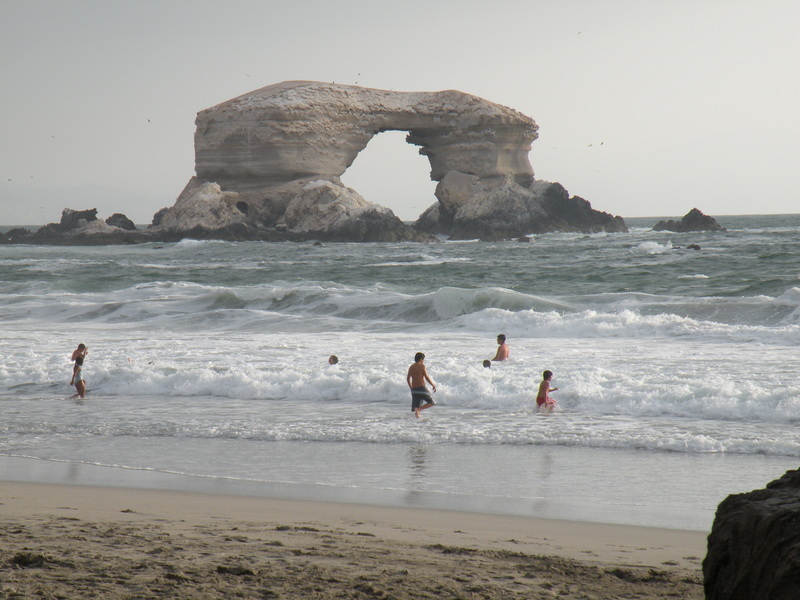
416 177 625 239
4 81 627 244
158 80 624 241
704 469 800 599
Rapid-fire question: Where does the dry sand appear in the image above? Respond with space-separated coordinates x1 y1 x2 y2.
1 482 706 599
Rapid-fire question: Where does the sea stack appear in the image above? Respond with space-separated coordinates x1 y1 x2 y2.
161 80 626 241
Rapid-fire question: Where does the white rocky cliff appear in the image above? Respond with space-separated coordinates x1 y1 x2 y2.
157 80 625 240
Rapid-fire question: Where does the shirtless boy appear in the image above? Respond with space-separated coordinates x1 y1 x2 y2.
492 334 509 361
407 352 436 418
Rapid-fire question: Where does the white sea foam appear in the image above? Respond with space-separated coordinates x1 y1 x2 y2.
173 238 220 248
631 240 673 254
4 217 800 530
365 257 472 267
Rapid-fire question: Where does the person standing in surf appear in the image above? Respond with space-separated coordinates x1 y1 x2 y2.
70 343 88 398
536 370 558 412
492 334 509 362
407 352 436 418
71 355 87 398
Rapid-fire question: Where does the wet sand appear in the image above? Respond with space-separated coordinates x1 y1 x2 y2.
0 482 706 599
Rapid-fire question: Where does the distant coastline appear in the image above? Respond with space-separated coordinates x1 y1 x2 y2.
4 214 800 235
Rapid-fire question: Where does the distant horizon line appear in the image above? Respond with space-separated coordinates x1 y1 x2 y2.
2 212 799 232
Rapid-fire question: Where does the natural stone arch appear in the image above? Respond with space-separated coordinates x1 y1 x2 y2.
162 80 625 241
193 80 537 190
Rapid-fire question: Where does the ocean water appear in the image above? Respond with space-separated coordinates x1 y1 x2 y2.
2 214 800 531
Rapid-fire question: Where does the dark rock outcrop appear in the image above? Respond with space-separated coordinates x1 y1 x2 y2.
0 209 149 245
416 174 626 240
540 182 626 234
703 468 800 600
106 213 137 231
57 208 98 232
2 227 34 243
653 208 725 232
415 178 626 239
151 207 169 227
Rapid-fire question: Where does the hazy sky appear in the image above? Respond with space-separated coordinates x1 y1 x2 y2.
2 0 799 225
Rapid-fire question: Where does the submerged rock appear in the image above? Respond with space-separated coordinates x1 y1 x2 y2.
704 469 800 599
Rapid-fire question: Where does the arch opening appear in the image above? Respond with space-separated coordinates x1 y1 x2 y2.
340 130 437 222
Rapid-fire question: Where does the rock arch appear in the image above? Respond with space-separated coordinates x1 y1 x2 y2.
194 80 537 189
161 81 625 241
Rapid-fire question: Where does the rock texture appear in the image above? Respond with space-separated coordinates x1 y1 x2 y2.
6 81 628 244
416 178 626 240
106 213 137 231
703 468 800 600
194 80 536 191
157 181 247 232
283 180 424 242
0 209 149 245
653 208 725 232
167 80 625 241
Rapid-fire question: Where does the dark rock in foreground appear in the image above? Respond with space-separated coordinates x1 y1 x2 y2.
703 468 800 600
653 208 725 232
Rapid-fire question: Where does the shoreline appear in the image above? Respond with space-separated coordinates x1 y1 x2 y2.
1 450 729 532
1 480 707 599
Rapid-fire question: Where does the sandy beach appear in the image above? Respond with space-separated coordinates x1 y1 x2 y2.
0 482 706 599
